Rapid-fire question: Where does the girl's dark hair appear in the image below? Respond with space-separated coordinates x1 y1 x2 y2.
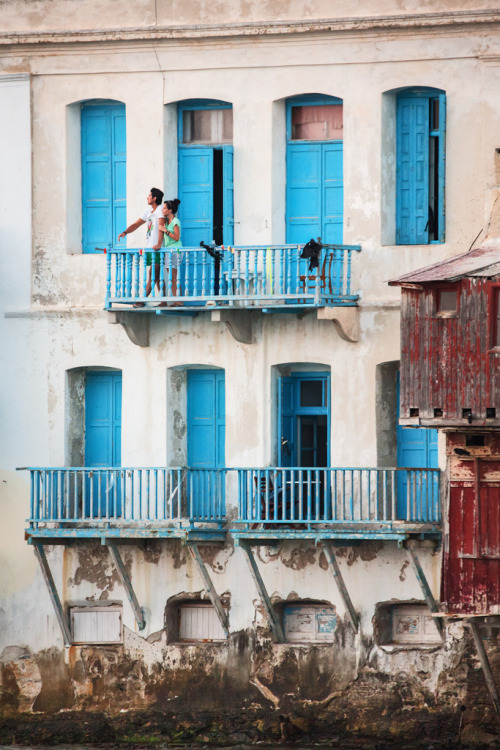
165 198 181 214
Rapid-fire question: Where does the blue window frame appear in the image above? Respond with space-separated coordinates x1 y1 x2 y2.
396 88 446 245
286 95 343 245
81 101 126 254
177 100 234 247
279 372 330 468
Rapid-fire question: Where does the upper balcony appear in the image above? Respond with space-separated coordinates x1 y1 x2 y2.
24 466 441 544
105 243 361 313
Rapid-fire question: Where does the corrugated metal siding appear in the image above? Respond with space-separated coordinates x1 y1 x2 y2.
400 279 497 421
442 434 500 614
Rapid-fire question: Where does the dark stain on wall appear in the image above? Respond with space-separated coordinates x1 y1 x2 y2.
68 542 124 595
33 648 74 712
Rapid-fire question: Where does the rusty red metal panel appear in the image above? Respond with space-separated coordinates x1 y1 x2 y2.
399 278 499 423
389 245 500 286
443 449 500 615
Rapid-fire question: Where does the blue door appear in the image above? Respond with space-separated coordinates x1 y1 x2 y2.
81 102 126 254
187 370 225 519
396 375 438 519
178 147 214 248
279 374 330 520
84 371 122 517
286 99 343 292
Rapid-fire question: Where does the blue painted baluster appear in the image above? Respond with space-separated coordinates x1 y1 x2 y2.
286 247 292 296
244 250 250 298
126 252 132 299
105 249 112 309
346 248 352 297
201 250 207 297
116 255 122 301
133 252 140 302
73 471 77 520
254 247 259 300
30 470 35 522
121 255 126 298
159 253 165 304
278 247 283 296
140 251 147 300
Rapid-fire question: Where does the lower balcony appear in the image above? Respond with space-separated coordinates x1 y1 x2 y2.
25 467 227 542
24 466 441 543
104 244 361 312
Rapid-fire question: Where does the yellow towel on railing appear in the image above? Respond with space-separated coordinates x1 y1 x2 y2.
265 248 273 293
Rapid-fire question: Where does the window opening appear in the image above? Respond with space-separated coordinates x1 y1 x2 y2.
70 604 123 645
213 149 224 246
436 288 458 314
291 104 343 141
282 603 336 643
391 604 441 645
178 101 233 246
465 434 485 447
178 602 226 642
492 288 500 348
182 108 233 144
396 88 446 245
286 96 343 245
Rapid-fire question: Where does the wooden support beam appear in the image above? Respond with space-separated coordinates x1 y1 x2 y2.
322 541 359 633
467 620 500 717
33 542 72 646
187 544 230 637
106 541 146 630
240 542 284 643
406 541 444 639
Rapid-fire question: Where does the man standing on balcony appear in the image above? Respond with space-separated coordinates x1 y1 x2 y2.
118 187 164 307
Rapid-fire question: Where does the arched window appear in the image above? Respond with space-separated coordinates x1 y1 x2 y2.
285 94 343 245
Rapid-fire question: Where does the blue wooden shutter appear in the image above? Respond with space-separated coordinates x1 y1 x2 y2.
178 147 214 247
112 108 127 250
396 96 430 245
187 370 225 468
82 103 126 254
85 371 122 467
321 142 343 244
82 106 112 254
286 143 322 243
84 371 122 517
222 145 234 245
437 94 446 243
279 377 295 467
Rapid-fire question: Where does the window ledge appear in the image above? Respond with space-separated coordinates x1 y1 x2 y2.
379 642 443 653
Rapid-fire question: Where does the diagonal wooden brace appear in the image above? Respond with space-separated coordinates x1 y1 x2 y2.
467 619 500 717
33 541 72 646
106 541 146 630
240 542 284 643
187 543 230 637
322 541 359 633
405 540 444 639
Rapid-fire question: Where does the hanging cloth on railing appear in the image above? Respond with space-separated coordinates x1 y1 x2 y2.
300 238 322 272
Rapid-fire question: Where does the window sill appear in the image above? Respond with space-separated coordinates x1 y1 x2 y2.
379 642 442 653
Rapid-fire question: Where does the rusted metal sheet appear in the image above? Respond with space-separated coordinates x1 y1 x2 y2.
399 277 499 423
390 244 500 285
443 436 500 614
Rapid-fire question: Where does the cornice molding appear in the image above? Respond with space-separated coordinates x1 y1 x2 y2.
0 9 499 48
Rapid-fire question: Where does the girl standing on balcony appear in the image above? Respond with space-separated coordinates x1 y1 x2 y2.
156 198 182 307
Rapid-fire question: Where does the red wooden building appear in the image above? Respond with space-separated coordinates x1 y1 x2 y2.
390 245 500 429
390 246 500 617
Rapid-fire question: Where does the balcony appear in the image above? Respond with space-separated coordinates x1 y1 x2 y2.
25 467 227 542
24 466 440 543
235 467 441 542
104 244 361 312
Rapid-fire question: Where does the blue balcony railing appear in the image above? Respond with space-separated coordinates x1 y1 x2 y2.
237 467 441 528
24 466 440 540
26 467 226 532
104 244 361 311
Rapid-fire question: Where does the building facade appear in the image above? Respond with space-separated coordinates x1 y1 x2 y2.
1 1 499 739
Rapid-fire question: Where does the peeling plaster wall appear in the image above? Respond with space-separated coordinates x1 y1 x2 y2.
1 0 500 733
